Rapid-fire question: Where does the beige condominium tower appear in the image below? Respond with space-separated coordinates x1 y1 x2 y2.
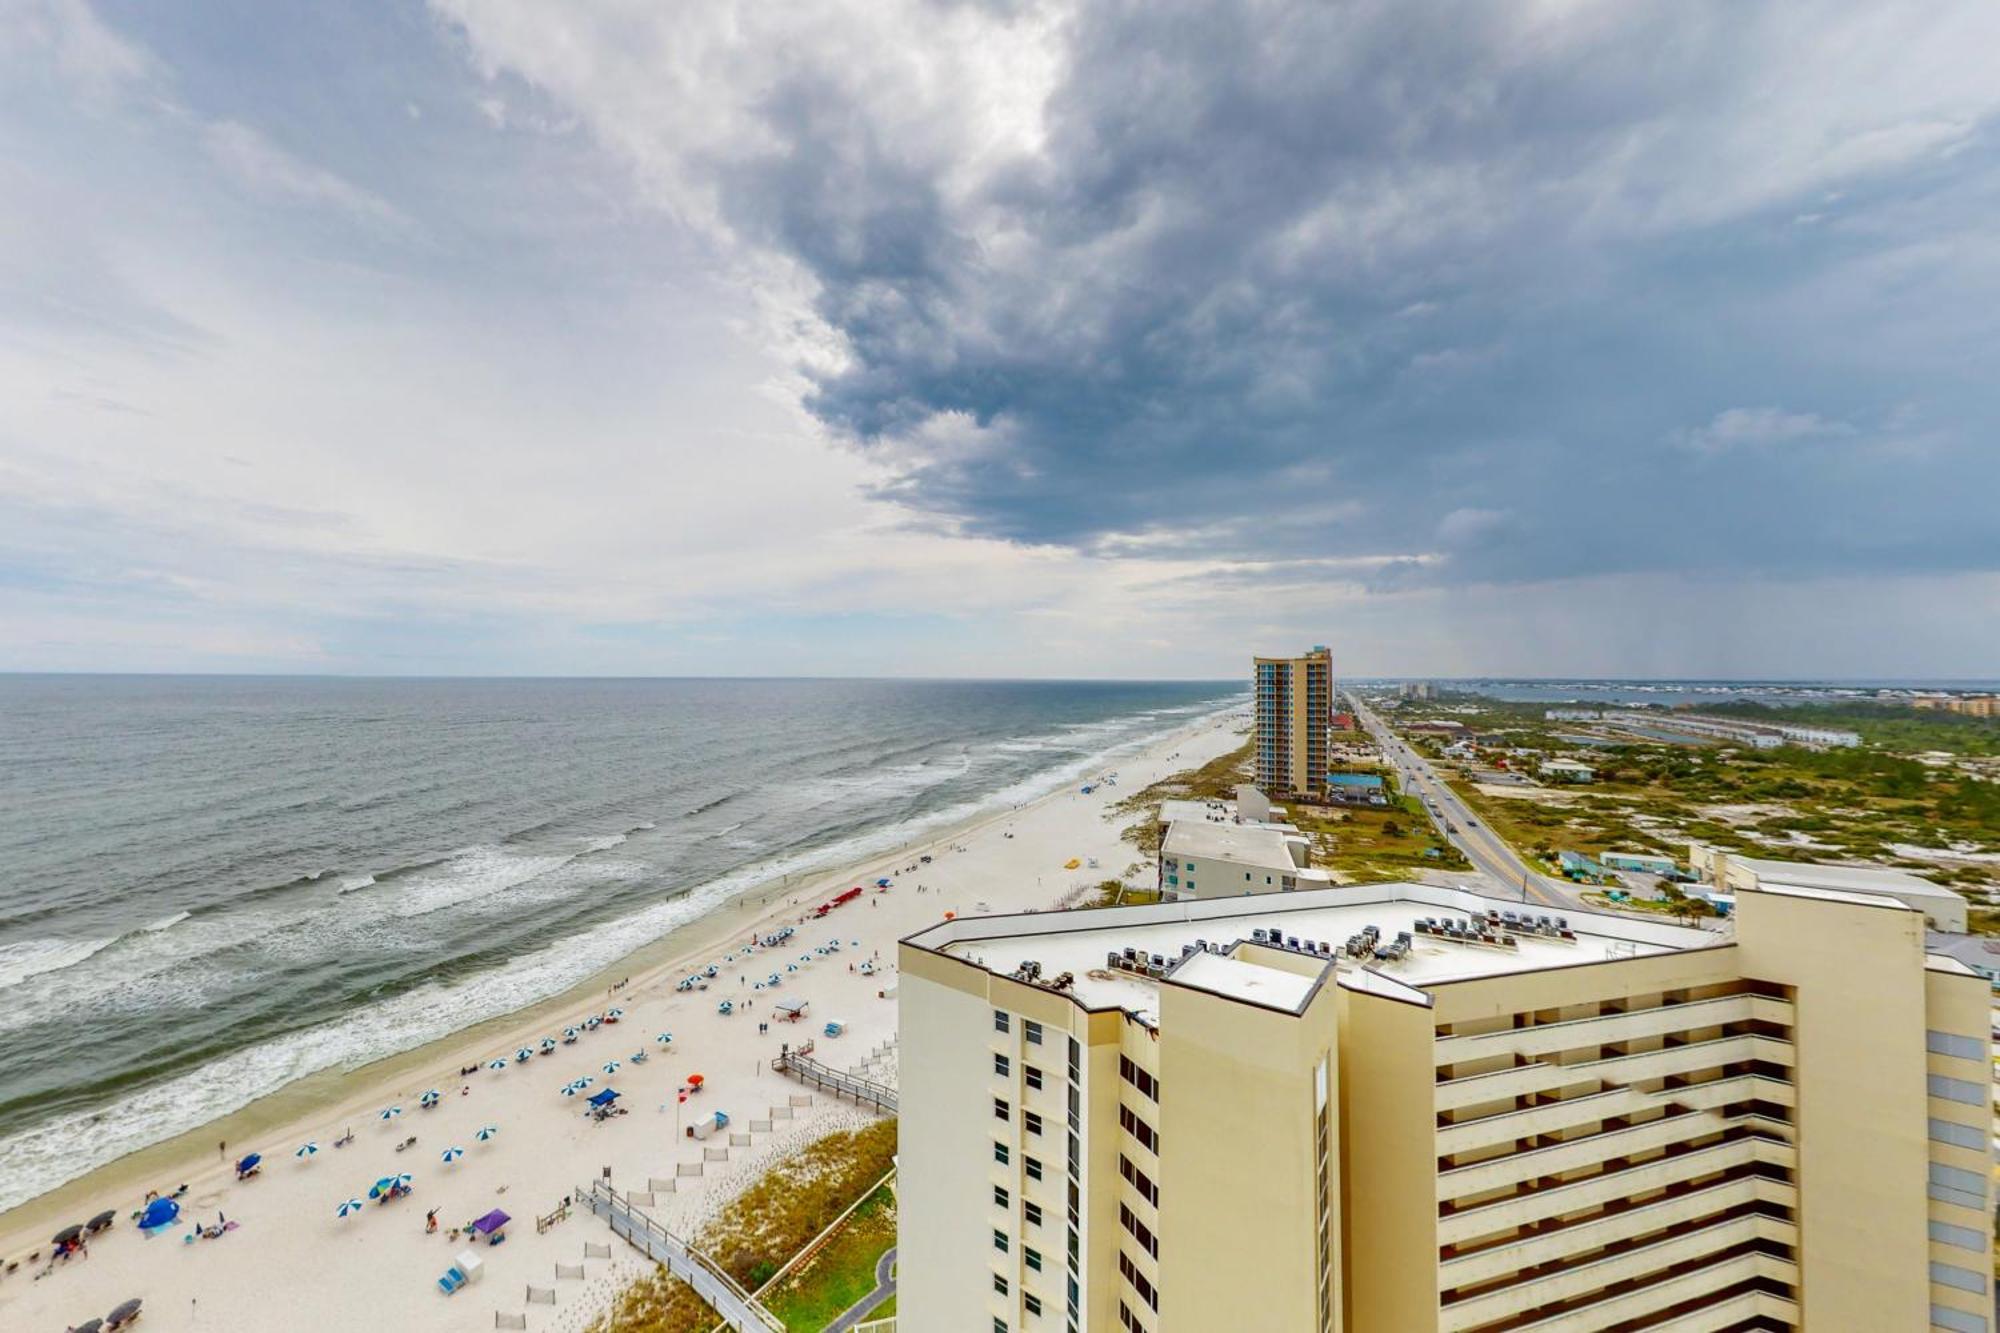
897 880 1993 1332
1255 646 1334 799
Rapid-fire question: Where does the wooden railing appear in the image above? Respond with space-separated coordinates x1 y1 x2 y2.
770 1047 898 1113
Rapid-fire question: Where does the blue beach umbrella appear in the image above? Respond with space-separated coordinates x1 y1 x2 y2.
475 1125 499 1142
440 1146 464 1163
516 1047 533 1062
574 1075 595 1088
487 1057 508 1070
656 1032 673 1045
336 1198 364 1218
419 1090 440 1107
378 1106 401 1120
601 1060 620 1074
539 1037 557 1052
563 1027 579 1040
559 1084 581 1097
607 1008 624 1020
367 1176 398 1199
295 1142 319 1159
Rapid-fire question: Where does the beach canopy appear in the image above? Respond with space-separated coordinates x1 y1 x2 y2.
655 1032 673 1044
539 1037 557 1050
607 1008 624 1018
563 1026 579 1037
487 1057 508 1070
588 1087 620 1108
470 1208 510 1236
53 1223 83 1245
378 1106 401 1120
440 1146 464 1163
137 1197 180 1230
368 1174 411 1199
686 1072 704 1086
88 1209 115 1229
574 1075 595 1088
236 1153 261 1172
295 1142 319 1158
516 1047 533 1060
475 1125 499 1141
559 1084 581 1097
601 1060 620 1073
108 1299 143 1324
336 1198 365 1218
73 1319 103 1333
420 1089 441 1105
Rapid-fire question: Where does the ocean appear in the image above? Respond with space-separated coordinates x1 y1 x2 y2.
0 675 1241 1212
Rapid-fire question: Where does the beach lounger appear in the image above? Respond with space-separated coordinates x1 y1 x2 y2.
437 1265 467 1295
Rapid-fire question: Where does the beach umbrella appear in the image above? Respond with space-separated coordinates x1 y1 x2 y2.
574 1074 595 1088
107 1299 142 1326
539 1037 557 1052
607 1007 624 1019
440 1146 464 1163
419 1090 441 1107
487 1057 508 1070
87 1210 115 1232
73 1319 102 1333
563 1026 579 1039
516 1047 533 1061
559 1084 581 1097
378 1106 402 1120
475 1125 499 1142
236 1153 262 1173
295 1142 319 1159
687 1072 704 1087
53 1223 83 1245
602 1060 621 1074
656 1032 673 1044
336 1198 365 1218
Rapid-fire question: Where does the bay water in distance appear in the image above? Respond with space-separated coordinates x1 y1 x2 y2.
0 675 1240 1211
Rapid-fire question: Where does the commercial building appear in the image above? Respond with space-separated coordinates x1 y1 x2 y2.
1690 844 1969 933
898 880 1994 1332
1602 850 1678 876
1913 695 2000 718
1600 712 1861 750
1544 708 1603 722
1537 758 1595 783
1255 647 1335 798
1158 819 1331 900
1325 772 1388 806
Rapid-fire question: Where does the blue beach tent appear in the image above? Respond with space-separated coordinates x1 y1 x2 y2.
587 1087 620 1108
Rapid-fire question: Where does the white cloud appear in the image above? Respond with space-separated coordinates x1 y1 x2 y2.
201 120 411 232
1678 407 1855 454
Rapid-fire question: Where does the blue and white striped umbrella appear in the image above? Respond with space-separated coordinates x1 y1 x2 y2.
540 1037 557 1052
378 1106 402 1120
559 1084 581 1097
440 1146 464 1164
336 1198 364 1217
563 1027 579 1039
607 1008 624 1019
574 1075 595 1088
419 1090 440 1106
656 1032 673 1044
295 1142 319 1159
475 1125 499 1142
515 1047 533 1061
600 1060 620 1074
487 1057 508 1070
786 964 799 973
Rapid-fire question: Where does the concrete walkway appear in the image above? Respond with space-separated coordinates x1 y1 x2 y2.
826 1245 897 1332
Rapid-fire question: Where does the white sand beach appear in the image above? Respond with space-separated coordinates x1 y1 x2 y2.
0 712 1243 1333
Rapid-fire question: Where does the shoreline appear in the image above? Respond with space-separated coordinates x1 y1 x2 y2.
0 708 1240 1262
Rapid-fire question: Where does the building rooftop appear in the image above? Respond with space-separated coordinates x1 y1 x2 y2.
911 882 1721 1020
1732 853 1963 905
1162 820 1303 868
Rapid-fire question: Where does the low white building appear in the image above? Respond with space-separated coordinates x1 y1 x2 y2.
1539 758 1595 783
1159 819 1331 900
1689 843 1968 932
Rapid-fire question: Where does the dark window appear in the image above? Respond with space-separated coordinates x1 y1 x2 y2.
994 1272 1009 1295
1026 1293 1043 1317
1118 1252 1159 1311
995 1141 1010 1166
1119 1055 1159 1101
1025 1245 1043 1271
1120 1154 1160 1207
994 1228 1010 1254
1026 1064 1044 1090
1120 1203 1160 1258
1025 1111 1044 1136
1119 1105 1159 1154
1024 1200 1043 1226
994 1185 1010 1208
1025 1156 1043 1181
995 1053 1011 1077
1025 1020 1044 1045
995 1010 1011 1034
995 1097 1011 1122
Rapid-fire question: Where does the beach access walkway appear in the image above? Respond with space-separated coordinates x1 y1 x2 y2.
770 1044 899 1113
577 1178 782 1332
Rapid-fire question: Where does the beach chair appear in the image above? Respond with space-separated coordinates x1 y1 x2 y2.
437 1265 467 1295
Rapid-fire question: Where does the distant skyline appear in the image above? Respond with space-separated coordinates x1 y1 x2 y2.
4 1 1998 679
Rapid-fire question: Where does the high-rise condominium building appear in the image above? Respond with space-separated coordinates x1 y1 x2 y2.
1256 646 1334 798
897 881 1992 1332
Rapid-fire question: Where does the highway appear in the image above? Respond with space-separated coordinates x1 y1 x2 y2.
1347 695 1587 912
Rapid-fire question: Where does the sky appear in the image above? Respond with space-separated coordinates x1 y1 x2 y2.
2 0 1997 680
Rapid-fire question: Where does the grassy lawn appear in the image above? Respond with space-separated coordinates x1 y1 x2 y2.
762 1184 897 1332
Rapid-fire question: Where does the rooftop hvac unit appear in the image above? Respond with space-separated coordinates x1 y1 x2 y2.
1252 928 1269 944
1286 935 1300 951
1107 951 1121 970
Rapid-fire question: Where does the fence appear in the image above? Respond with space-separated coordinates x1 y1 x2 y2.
850 1320 897 1333
770 1048 898 1112
494 1315 527 1331
583 1241 613 1259
526 1286 556 1305
577 1178 782 1333
554 1263 585 1279
535 1201 570 1234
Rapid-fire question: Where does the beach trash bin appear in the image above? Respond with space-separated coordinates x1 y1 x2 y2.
457 1250 485 1284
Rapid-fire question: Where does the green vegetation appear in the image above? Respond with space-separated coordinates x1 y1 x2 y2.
705 1118 899 1293
1286 790 1470 883
586 1119 899 1333
763 1183 897 1332
1109 735 1255 857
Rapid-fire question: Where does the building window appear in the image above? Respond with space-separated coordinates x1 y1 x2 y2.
1026 1064 1044 1090
1025 1246 1043 1271
996 1097 1011 1122
994 1320 1008 1333
1120 1203 1160 1258
1118 1252 1159 1311
1929 1074 1985 1106
1119 1055 1159 1101
995 1142 1010 1166
1025 1019 1043 1045
1025 1201 1043 1227
995 1010 1011 1034
1931 1117 1986 1150
995 1185 1010 1208
1025 1111 1044 1136
1119 1104 1159 1154
995 1053 1011 1077
1025 1156 1043 1181
1120 1153 1160 1207
1931 1261 1988 1295
1931 1219 1989 1253
994 1228 1010 1254
994 1272 1010 1295
1928 1030 1985 1060
1026 1293 1043 1317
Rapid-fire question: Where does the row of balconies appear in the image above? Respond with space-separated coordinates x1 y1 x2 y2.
1434 994 1793 1068
1435 1034 1795 1113
1437 1106 1795 1201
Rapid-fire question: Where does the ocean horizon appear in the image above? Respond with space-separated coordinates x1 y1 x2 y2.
0 675 1241 1212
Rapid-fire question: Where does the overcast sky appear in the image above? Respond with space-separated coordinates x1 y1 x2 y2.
3 0 1997 679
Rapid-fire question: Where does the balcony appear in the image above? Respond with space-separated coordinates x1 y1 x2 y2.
1437 1108 1792 1201
1435 995 1792 1066
1435 1035 1794 1113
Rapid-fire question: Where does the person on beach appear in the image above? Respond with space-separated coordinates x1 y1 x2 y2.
218 1139 226 1160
